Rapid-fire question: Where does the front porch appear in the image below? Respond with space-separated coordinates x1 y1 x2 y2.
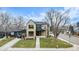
26 30 46 39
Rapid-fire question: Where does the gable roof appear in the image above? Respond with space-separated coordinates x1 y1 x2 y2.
27 19 48 25
34 22 48 25
26 19 35 25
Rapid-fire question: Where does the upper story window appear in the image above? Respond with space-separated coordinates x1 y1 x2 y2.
29 25 34 29
41 25 46 30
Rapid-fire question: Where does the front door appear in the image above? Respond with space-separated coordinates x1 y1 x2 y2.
36 31 41 36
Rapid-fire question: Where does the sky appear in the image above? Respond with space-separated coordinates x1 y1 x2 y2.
0 7 79 24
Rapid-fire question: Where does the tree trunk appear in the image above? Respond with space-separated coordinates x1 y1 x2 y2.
54 32 58 38
54 33 59 48
5 33 7 38
5 32 8 38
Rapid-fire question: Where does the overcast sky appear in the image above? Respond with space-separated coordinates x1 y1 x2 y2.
0 7 79 24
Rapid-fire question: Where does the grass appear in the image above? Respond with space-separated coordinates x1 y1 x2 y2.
40 36 73 48
12 39 36 48
0 37 13 47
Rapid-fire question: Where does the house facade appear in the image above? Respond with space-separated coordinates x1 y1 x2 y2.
26 20 49 39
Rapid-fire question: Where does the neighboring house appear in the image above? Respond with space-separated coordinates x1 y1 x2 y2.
61 25 73 34
26 20 49 39
74 27 79 35
0 24 26 38
62 24 79 35
9 29 26 38
59 25 69 34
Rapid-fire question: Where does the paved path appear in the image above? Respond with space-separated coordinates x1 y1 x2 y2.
1 33 79 51
50 33 79 46
49 33 79 50
0 38 21 51
58 34 79 50
0 37 6 41
35 37 40 48
58 33 79 46
8 47 79 51
7 34 79 51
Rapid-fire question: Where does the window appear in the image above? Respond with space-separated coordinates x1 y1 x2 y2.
41 25 45 30
29 31 34 36
29 25 34 29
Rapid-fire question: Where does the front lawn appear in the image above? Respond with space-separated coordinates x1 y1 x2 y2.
0 37 13 47
12 39 36 48
40 36 73 48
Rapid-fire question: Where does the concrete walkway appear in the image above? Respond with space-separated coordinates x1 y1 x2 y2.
0 37 6 41
8 47 79 51
7 35 79 51
58 33 79 45
49 33 79 50
35 37 40 48
1 33 79 51
0 38 21 51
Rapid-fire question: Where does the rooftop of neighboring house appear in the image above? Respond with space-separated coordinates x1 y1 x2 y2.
74 27 79 32
0 24 26 33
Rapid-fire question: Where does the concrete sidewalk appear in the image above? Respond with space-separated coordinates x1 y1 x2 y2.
59 33 79 45
8 47 79 51
0 37 6 41
1 33 79 51
0 38 21 51
50 33 79 50
7 35 79 51
35 37 40 48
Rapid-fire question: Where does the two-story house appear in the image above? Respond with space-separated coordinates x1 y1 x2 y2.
26 20 49 39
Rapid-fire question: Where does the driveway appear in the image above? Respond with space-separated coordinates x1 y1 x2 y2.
0 38 21 50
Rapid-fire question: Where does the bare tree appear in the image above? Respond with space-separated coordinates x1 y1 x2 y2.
17 16 26 39
0 11 25 38
45 9 70 38
11 16 25 38
0 12 11 38
12 16 25 30
17 16 25 30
